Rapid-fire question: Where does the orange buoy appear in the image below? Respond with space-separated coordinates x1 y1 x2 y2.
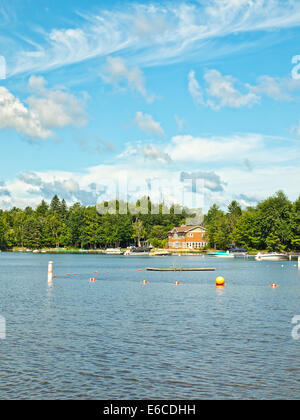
216 276 225 287
271 283 278 288
120 270 123 272
67 273 70 276
142 280 148 285
94 271 98 274
106 270 109 273
174 281 180 286
89 278 96 283
138 269 142 272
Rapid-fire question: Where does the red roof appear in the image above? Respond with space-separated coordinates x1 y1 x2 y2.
168 225 205 234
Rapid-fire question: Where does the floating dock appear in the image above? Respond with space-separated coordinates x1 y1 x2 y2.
146 267 216 272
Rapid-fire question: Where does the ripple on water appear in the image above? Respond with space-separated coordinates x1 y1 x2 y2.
0 254 299 399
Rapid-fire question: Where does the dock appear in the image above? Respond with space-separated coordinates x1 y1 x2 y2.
146 267 216 272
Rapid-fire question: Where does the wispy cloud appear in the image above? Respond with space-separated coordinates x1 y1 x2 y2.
6 0 300 77
248 75 300 101
189 69 259 109
188 70 204 105
189 69 300 109
101 57 154 102
119 142 171 164
133 111 164 136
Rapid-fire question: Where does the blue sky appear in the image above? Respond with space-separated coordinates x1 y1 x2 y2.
0 0 300 211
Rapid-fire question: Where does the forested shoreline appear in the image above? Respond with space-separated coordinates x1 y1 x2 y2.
0 191 299 252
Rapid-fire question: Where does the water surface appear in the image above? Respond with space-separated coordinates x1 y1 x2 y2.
0 253 299 399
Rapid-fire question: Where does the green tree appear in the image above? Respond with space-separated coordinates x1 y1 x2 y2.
132 219 146 247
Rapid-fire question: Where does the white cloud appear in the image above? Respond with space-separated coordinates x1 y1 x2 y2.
0 77 87 139
248 75 300 101
189 70 300 109
119 142 171 164
133 111 164 136
205 70 260 108
101 57 154 102
166 134 262 162
28 76 87 129
7 1 300 76
2 157 299 212
203 69 259 109
188 70 204 104
0 86 51 139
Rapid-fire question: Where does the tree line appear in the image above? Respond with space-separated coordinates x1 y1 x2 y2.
204 191 300 251
0 191 299 251
0 195 187 250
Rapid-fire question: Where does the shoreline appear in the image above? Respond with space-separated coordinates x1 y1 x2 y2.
1 249 299 258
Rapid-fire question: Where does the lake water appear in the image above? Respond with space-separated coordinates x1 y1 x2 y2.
0 252 299 400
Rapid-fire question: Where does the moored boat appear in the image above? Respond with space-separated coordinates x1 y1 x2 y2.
105 248 124 255
207 250 235 258
124 247 150 256
255 252 289 261
229 247 248 257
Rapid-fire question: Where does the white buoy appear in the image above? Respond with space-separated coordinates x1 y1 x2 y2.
298 257 300 270
48 261 53 285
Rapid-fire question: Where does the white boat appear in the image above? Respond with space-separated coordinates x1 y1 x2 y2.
105 248 123 255
255 252 289 261
124 247 150 256
207 250 235 258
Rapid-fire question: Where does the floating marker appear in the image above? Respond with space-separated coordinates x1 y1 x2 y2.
174 281 180 286
89 278 96 283
216 276 225 287
48 261 53 285
271 283 277 288
142 280 148 285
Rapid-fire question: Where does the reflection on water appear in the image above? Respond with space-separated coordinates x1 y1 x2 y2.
0 253 299 400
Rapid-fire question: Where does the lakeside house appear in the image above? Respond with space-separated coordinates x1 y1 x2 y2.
168 225 208 250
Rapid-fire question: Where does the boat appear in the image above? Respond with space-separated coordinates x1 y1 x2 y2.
207 250 235 258
255 252 289 261
229 247 248 257
124 247 150 256
149 249 171 257
105 248 124 255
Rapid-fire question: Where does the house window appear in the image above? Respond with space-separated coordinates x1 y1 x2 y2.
188 233 193 238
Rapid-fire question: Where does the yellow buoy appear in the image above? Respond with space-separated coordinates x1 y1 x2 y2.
216 276 225 287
